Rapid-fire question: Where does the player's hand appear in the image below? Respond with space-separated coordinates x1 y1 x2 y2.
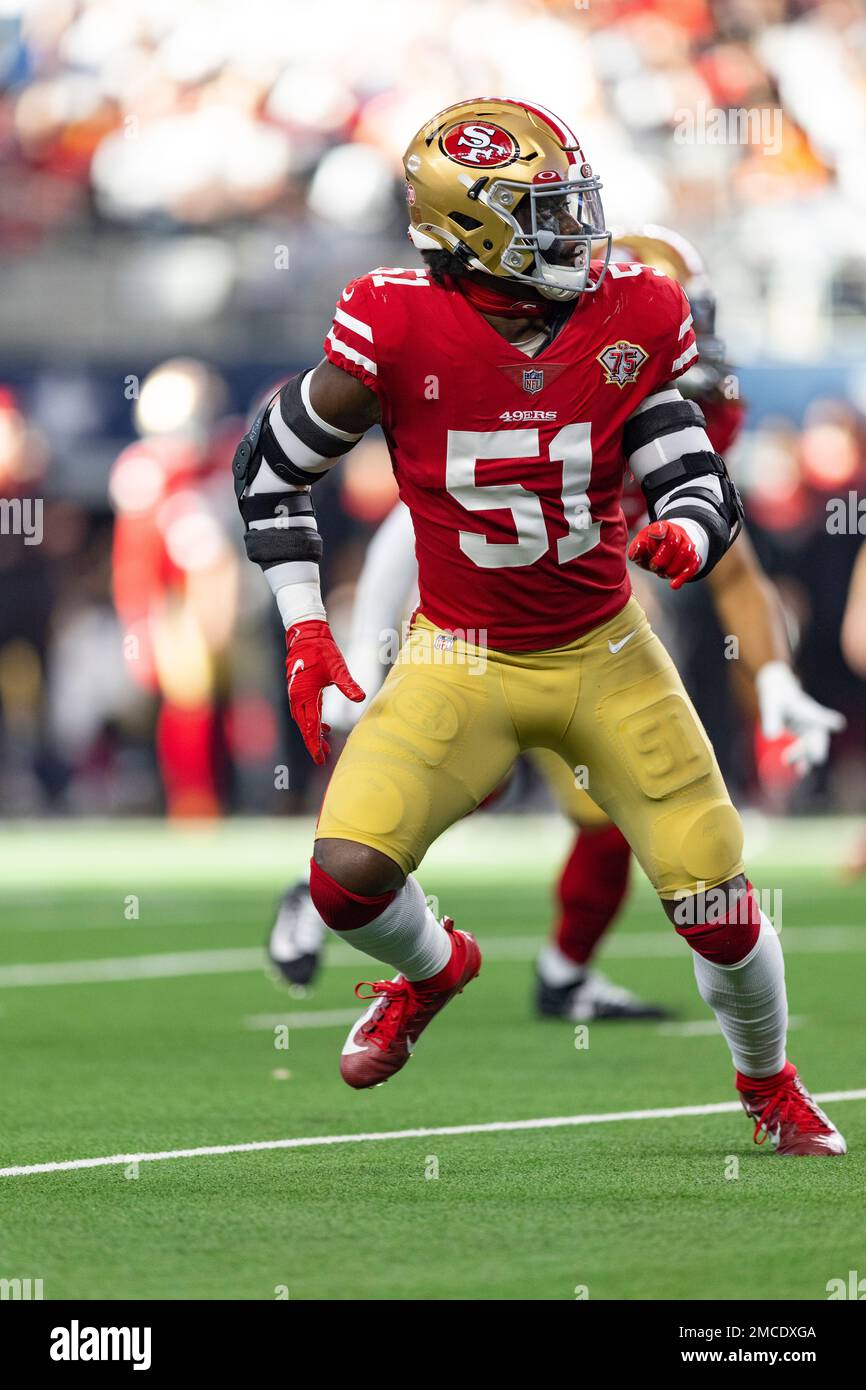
285 621 365 765
628 520 701 590
755 661 846 776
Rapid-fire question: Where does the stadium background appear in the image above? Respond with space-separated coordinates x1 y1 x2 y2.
1 0 865 827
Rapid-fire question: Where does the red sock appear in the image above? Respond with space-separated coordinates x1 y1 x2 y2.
156 701 219 818
411 928 463 994
553 825 632 966
736 1060 794 1094
675 883 761 965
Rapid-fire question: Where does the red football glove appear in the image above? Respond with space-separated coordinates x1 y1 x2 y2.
628 520 702 591
285 621 365 765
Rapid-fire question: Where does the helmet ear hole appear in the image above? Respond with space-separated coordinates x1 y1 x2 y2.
483 239 493 250
448 211 483 232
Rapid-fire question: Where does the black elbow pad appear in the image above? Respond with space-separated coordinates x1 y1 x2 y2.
641 451 745 578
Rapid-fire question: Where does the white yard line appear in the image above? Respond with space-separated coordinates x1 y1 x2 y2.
2 1090 864 1179
1 925 864 989
658 1016 805 1038
244 1012 806 1037
246 1009 360 1030
0 948 265 987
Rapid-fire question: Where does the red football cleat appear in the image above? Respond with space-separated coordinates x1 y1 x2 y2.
340 922 481 1090
738 1062 847 1156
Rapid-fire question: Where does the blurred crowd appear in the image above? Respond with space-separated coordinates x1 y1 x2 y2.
1 0 865 818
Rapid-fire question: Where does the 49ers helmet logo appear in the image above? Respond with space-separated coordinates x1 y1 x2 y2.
441 121 518 167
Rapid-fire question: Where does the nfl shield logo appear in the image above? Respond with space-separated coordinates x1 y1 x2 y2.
522 368 544 394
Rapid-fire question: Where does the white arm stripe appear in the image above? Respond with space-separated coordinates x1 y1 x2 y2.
248 515 317 531
655 474 724 516
326 329 377 377
334 305 374 343
300 371 363 443
628 426 714 482
672 341 699 373
630 387 683 417
678 313 693 340
267 401 341 475
246 456 298 495
264 560 321 593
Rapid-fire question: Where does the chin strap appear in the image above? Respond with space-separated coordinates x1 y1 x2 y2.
457 276 550 319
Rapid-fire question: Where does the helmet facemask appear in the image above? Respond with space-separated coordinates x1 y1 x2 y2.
485 175 611 300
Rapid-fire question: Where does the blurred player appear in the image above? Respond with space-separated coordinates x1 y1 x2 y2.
235 98 845 1154
533 227 844 1019
841 539 866 872
111 359 239 817
269 229 843 1024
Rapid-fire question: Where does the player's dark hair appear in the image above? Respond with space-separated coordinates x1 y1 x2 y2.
420 249 469 284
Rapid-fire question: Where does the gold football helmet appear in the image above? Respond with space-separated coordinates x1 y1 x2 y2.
612 224 719 348
403 97 611 300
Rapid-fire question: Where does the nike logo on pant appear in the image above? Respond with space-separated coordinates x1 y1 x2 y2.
608 630 637 654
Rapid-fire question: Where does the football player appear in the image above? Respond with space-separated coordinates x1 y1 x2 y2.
235 98 845 1154
269 227 843 1022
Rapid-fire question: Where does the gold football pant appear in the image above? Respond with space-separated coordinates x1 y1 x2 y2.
316 596 744 899
531 747 614 831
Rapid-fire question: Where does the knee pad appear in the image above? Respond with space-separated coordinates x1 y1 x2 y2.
678 800 744 884
308 858 396 933
653 797 744 895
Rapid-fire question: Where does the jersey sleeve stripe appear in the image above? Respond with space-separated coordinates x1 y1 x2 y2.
326 329 378 377
678 312 694 340
333 305 374 343
672 340 699 373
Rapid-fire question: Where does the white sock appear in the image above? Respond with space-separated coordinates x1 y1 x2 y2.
330 875 452 982
691 913 788 1079
537 944 585 986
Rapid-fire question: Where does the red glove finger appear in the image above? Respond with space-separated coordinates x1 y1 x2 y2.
627 529 658 566
668 558 701 590
648 530 681 571
284 621 365 764
668 549 701 589
328 657 365 704
662 540 697 578
289 687 326 764
629 521 700 589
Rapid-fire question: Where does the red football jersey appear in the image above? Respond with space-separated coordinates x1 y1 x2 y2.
325 263 697 651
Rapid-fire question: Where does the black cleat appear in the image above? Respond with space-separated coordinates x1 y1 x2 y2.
267 881 327 988
535 966 673 1022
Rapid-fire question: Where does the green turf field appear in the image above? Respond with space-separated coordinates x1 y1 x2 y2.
1 816 864 1301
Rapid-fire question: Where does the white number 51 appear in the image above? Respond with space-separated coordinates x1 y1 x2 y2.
445 426 601 569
